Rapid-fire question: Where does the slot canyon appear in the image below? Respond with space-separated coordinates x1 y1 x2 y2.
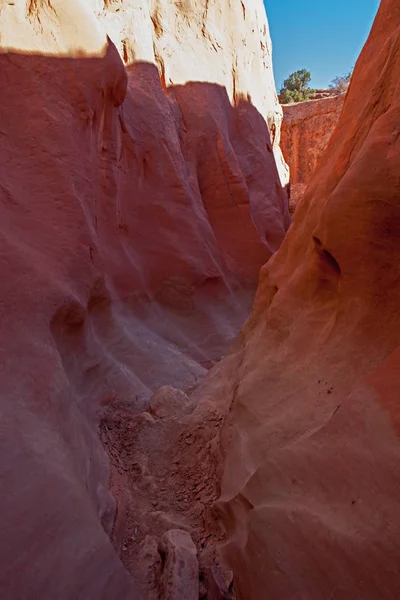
1 0 400 599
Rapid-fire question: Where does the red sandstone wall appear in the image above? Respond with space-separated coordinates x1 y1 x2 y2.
0 0 288 597
206 1 400 596
281 94 345 210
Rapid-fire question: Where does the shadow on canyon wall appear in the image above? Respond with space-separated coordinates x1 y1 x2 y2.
1 44 290 407
0 43 289 599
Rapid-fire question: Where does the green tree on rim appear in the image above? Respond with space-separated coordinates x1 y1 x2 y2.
279 69 314 104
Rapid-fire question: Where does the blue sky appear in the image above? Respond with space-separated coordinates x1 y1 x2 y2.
264 0 381 90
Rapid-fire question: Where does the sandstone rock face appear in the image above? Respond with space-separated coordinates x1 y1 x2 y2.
206 1 400 597
95 0 289 189
281 93 345 210
0 0 289 597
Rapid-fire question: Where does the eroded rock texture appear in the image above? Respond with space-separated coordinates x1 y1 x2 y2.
281 93 345 210
0 0 289 598
205 1 400 597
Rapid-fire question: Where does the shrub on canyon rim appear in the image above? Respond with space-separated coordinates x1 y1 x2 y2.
279 68 314 104
329 69 353 95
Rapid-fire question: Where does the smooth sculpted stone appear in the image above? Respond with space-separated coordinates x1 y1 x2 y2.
199 1 400 598
0 0 289 597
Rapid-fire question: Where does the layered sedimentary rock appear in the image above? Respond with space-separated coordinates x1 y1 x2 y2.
0 0 289 597
281 93 345 210
206 0 400 597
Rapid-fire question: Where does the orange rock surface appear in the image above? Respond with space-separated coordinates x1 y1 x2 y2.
0 0 289 597
206 0 400 597
281 94 345 210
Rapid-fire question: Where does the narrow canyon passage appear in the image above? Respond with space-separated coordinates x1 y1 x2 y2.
1 0 400 599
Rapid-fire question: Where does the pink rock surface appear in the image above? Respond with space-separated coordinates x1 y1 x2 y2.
0 0 288 597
